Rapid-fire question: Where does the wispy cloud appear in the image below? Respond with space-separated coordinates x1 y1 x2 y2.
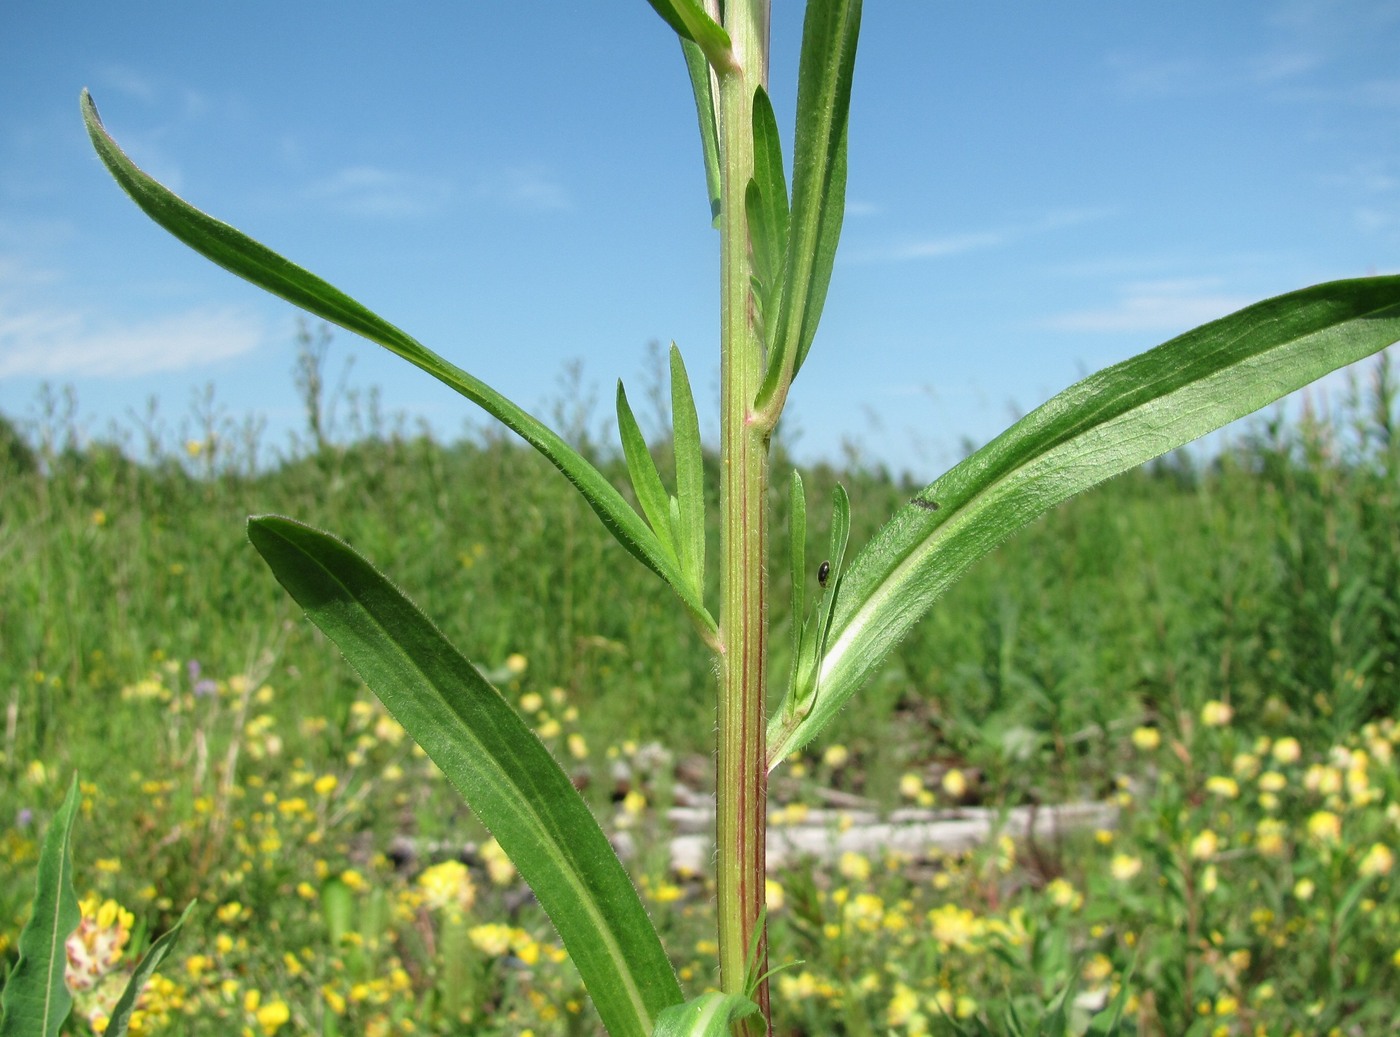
472 165 571 212
852 207 1117 265
1039 278 1253 334
306 165 452 219
0 304 263 379
94 64 158 104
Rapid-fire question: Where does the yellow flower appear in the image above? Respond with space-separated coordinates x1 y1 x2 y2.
898 772 924 800
480 838 517 886
886 982 925 1030
1200 700 1234 727
566 733 588 760
1082 953 1113 983
1256 818 1288 857
256 998 291 1035
313 774 338 796
1258 770 1287 792
941 769 968 799
839 851 872 882
1190 830 1220 861
505 653 528 675
417 860 476 913
1045 878 1083 911
822 744 850 769
1272 737 1302 764
468 923 513 957
765 879 785 912
1294 877 1315 901
1359 842 1394 877
1200 864 1218 894
66 896 134 991
927 903 981 949
1306 810 1341 845
1205 775 1239 799
216 901 245 924
1304 764 1342 796
650 881 684 903
1131 726 1161 751
1110 854 1142 881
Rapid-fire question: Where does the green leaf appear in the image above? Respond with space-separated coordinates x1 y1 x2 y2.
769 276 1400 762
246 516 684 1037
652 992 761 1037
643 0 737 73
81 90 715 640
786 470 809 673
755 0 861 414
669 344 707 594
774 485 850 738
618 380 679 567
104 901 197 1037
748 86 791 325
680 39 722 224
0 776 80 1037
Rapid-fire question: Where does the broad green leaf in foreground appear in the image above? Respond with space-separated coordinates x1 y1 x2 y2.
769 276 1400 764
246 515 683 1037
81 91 715 642
0 776 81 1037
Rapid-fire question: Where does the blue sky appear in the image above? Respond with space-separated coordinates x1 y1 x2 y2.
4 2 1400 477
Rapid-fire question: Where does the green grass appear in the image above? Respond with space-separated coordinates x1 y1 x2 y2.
3 349 1400 1034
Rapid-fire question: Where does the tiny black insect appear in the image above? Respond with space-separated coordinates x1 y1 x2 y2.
817 560 831 587
912 497 941 511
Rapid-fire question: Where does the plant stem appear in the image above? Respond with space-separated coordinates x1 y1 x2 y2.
716 0 771 1031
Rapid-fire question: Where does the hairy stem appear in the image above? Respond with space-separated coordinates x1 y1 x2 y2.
716 0 771 1032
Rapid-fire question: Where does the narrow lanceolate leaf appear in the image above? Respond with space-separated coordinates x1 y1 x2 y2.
748 86 790 325
246 516 684 1037
776 484 849 735
81 91 715 640
617 381 679 568
643 0 737 73
103 901 197 1037
680 38 722 224
669 344 706 594
652 992 761 1037
786 471 809 671
769 276 1400 763
754 0 861 417
0 776 80 1037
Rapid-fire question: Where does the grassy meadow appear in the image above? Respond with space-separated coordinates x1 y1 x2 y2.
4 345 1400 1035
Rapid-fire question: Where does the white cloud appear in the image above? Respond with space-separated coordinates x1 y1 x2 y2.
307 165 451 219
1106 53 1203 98
855 207 1117 264
0 305 263 379
95 64 158 104
472 166 571 212
1039 279 1253 334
